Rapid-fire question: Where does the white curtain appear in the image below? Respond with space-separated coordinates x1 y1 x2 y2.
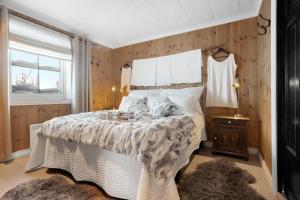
0 6 12 162
71 36 91 113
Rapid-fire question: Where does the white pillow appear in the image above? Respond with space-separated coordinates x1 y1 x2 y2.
161 86 204 100
128 89 161 98
119 96 146 113
167 95 202 115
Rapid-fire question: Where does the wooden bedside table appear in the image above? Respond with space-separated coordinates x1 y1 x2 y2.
211 115 250 160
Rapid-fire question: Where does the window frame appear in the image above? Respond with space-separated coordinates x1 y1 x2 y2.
9 47 72 105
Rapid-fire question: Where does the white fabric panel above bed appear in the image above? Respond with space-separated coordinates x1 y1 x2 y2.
131 58 157 86
169 49 202 84
156 55 171 86
130 49 202 86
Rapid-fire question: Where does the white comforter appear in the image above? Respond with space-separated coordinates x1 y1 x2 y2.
26 112 206 200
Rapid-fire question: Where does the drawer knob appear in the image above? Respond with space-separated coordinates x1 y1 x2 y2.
214 137 217 140
228 120 232 124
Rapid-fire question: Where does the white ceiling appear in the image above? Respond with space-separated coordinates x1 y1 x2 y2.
0 0 262 48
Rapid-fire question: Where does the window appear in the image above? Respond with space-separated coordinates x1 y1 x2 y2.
10 49 71 95
9 14 72 104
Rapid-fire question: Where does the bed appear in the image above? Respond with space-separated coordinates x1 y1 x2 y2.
26 87 206 200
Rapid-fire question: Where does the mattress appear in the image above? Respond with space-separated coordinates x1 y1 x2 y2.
26 113 206 200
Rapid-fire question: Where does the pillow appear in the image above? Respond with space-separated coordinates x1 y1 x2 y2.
127 98 149 113
146 96 161 109
166 95 202 115
161 86 204 100
128 89 161 98
127 98 151 120
119 96 146 113
147 96 177 117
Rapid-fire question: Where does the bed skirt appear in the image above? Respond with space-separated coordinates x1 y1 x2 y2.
26 136 198 200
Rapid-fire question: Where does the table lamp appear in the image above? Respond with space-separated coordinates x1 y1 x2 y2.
112 86 116 110
233 78 241 118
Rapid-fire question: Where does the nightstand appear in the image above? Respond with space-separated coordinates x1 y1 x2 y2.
211 115 250 160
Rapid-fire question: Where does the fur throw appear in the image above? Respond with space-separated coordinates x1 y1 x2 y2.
37 111 195 181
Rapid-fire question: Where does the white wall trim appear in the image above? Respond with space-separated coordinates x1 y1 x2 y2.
11 149 31 160
115 12 261 48
258 151 273 187
111 0 263 48
271 0 278 193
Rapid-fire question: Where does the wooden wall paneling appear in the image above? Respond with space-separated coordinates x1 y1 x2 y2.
90 44 114 111
248 19 259 148
10 104 71 152
133 41 156 59
112 45 133 105
111 48 122 104
111 18 259 147
257 0 272 172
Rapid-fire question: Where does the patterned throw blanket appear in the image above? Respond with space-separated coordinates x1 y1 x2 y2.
37 111 195 181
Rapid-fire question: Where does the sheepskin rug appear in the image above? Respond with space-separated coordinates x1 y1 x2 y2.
0 175 114 200
177 158 266 200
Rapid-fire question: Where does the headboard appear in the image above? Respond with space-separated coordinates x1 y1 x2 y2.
130 82 207 115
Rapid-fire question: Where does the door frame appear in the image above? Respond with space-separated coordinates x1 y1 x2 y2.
271 0 278 194
276 0 284 192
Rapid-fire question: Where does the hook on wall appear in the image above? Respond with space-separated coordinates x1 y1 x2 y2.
257 23 267 35
257 14 271 35
120 63 132 71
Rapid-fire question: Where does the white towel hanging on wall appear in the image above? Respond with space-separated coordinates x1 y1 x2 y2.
130 49 202 86
156 55 171 86
131 57 157 86
169 49 202 84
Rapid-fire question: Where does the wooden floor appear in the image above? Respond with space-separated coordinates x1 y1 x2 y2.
0 148 279 199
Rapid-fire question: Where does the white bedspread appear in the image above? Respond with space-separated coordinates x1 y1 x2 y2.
26 113 206 200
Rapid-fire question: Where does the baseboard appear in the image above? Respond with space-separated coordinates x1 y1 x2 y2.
203 141 213 148
203 141 259 155
11 149 31 160
258 151 273 187
248 147 259 155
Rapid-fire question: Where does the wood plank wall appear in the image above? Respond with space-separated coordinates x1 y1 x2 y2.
258 0 272 172
90 44 114 111
111 18 259 148
10 104 71 152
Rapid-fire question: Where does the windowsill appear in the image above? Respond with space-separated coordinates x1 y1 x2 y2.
10 99 72 106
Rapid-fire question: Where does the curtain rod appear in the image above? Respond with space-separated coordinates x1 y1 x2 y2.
8 9 75 38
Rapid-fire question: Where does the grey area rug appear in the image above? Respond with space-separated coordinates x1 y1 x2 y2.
1 159 265 200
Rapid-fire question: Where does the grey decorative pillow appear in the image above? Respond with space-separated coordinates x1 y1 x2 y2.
148 96 177 117
127 98 151 120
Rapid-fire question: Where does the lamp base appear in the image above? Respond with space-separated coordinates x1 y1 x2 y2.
234 113 243 118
